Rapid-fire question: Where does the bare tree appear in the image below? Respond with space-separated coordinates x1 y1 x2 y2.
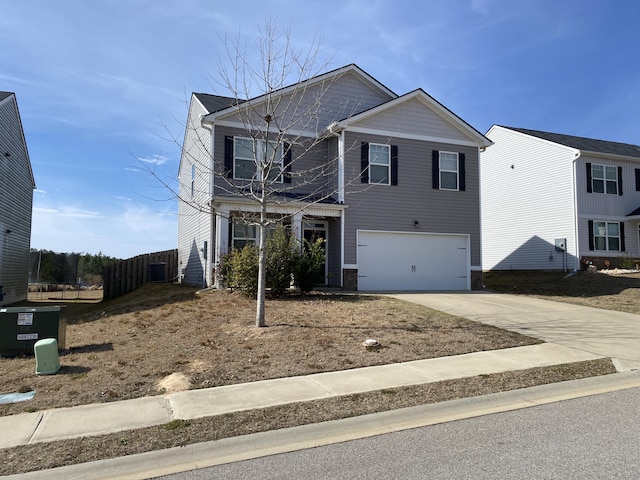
214 23 336 326
143 22 375 327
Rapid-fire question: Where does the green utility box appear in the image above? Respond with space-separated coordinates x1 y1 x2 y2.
0 306 66 357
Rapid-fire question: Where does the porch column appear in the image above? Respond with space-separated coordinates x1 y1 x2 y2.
214 208 230 288
292 212 303 243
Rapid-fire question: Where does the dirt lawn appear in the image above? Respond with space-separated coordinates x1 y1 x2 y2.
1 272 632 474
2 284 542 415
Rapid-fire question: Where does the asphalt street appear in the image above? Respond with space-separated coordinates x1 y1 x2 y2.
154 386 640 480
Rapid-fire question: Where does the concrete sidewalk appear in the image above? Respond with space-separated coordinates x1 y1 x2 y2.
0 342 602 450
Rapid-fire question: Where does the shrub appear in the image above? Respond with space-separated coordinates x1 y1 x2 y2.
218 224 326 296
265 226 298 296
620 256 640 270
229 245 259 296
295 238 325 293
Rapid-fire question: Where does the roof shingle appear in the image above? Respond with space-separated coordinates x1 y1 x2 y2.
504 126 640 160
194 93 242 113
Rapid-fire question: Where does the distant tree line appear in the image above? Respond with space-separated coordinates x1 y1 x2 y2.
29 249 121 286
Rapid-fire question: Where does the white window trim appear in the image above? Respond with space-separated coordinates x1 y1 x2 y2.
369 143 391 185
233 136 284 183
231 219 288 250
593 220 621 251
439 151 459 191
231 222 258 250
591 164 618 195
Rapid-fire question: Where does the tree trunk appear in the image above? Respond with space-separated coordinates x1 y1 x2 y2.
255 198 268 327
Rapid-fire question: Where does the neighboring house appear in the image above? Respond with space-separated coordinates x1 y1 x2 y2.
177 64 492 291
481 125 640 271
0 92 36 305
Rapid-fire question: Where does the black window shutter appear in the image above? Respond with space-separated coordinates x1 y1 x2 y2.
588 220 594 250
432 150 440 189
618 166 623 195
224 136 234 178
620 222 626 251
459 153 466 191
283 143 292 184
361 142 369 183
635 169 640 191
390 145 398 185
586 163 592 193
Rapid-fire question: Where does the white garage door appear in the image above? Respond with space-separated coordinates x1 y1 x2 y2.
357 231 469 291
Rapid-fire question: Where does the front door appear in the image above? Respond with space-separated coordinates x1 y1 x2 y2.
303 220 327 285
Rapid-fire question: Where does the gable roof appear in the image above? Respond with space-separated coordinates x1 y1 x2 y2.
202 64 397 123
193 93 242 114
504 126 640 160
337 88 493 148
0 91 13 102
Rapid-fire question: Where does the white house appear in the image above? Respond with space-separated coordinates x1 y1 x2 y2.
481 125 640 271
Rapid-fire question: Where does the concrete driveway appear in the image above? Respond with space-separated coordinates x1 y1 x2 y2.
388 291 640 372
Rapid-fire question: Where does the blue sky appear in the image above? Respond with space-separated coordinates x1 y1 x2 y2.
1 0 639 258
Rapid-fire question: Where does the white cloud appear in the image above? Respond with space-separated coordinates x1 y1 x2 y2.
31 201 176 259
60 208 100 218
137 154 171 166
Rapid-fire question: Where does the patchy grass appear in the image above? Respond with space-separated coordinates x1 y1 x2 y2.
0 283 540 416
0 277 627 474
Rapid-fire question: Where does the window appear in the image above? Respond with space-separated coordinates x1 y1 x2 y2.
592 164 617 194
591 221 622 251
360 142 398 185
432 150 466 191
369 143 391 184
232 222 257 250
587 163 622 195
231 220 285 250
439 151 459 190
233 137 284 182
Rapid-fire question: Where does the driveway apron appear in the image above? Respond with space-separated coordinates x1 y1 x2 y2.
388 292 640 371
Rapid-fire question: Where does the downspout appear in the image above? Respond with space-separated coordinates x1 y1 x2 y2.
476 145 483 288
201 116 215 288
571 149 582 271
327 123 345 287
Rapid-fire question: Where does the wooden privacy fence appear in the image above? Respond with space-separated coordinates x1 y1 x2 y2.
102 249 178 301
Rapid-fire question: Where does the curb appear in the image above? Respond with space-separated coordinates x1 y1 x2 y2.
9 370 640 480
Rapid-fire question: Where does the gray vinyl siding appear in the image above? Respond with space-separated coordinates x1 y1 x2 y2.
212 126 337 198
177 96 213 286
481 126 578 271
0 94 34 305
343 132 481 267
313 70 394 124
216 71 393 134
352 99 472 143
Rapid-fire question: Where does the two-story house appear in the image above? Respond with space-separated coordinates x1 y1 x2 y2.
0 92 36 305
177 65 492 291
481 125 640 271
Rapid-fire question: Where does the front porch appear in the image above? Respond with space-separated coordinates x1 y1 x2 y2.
210 198 344 289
